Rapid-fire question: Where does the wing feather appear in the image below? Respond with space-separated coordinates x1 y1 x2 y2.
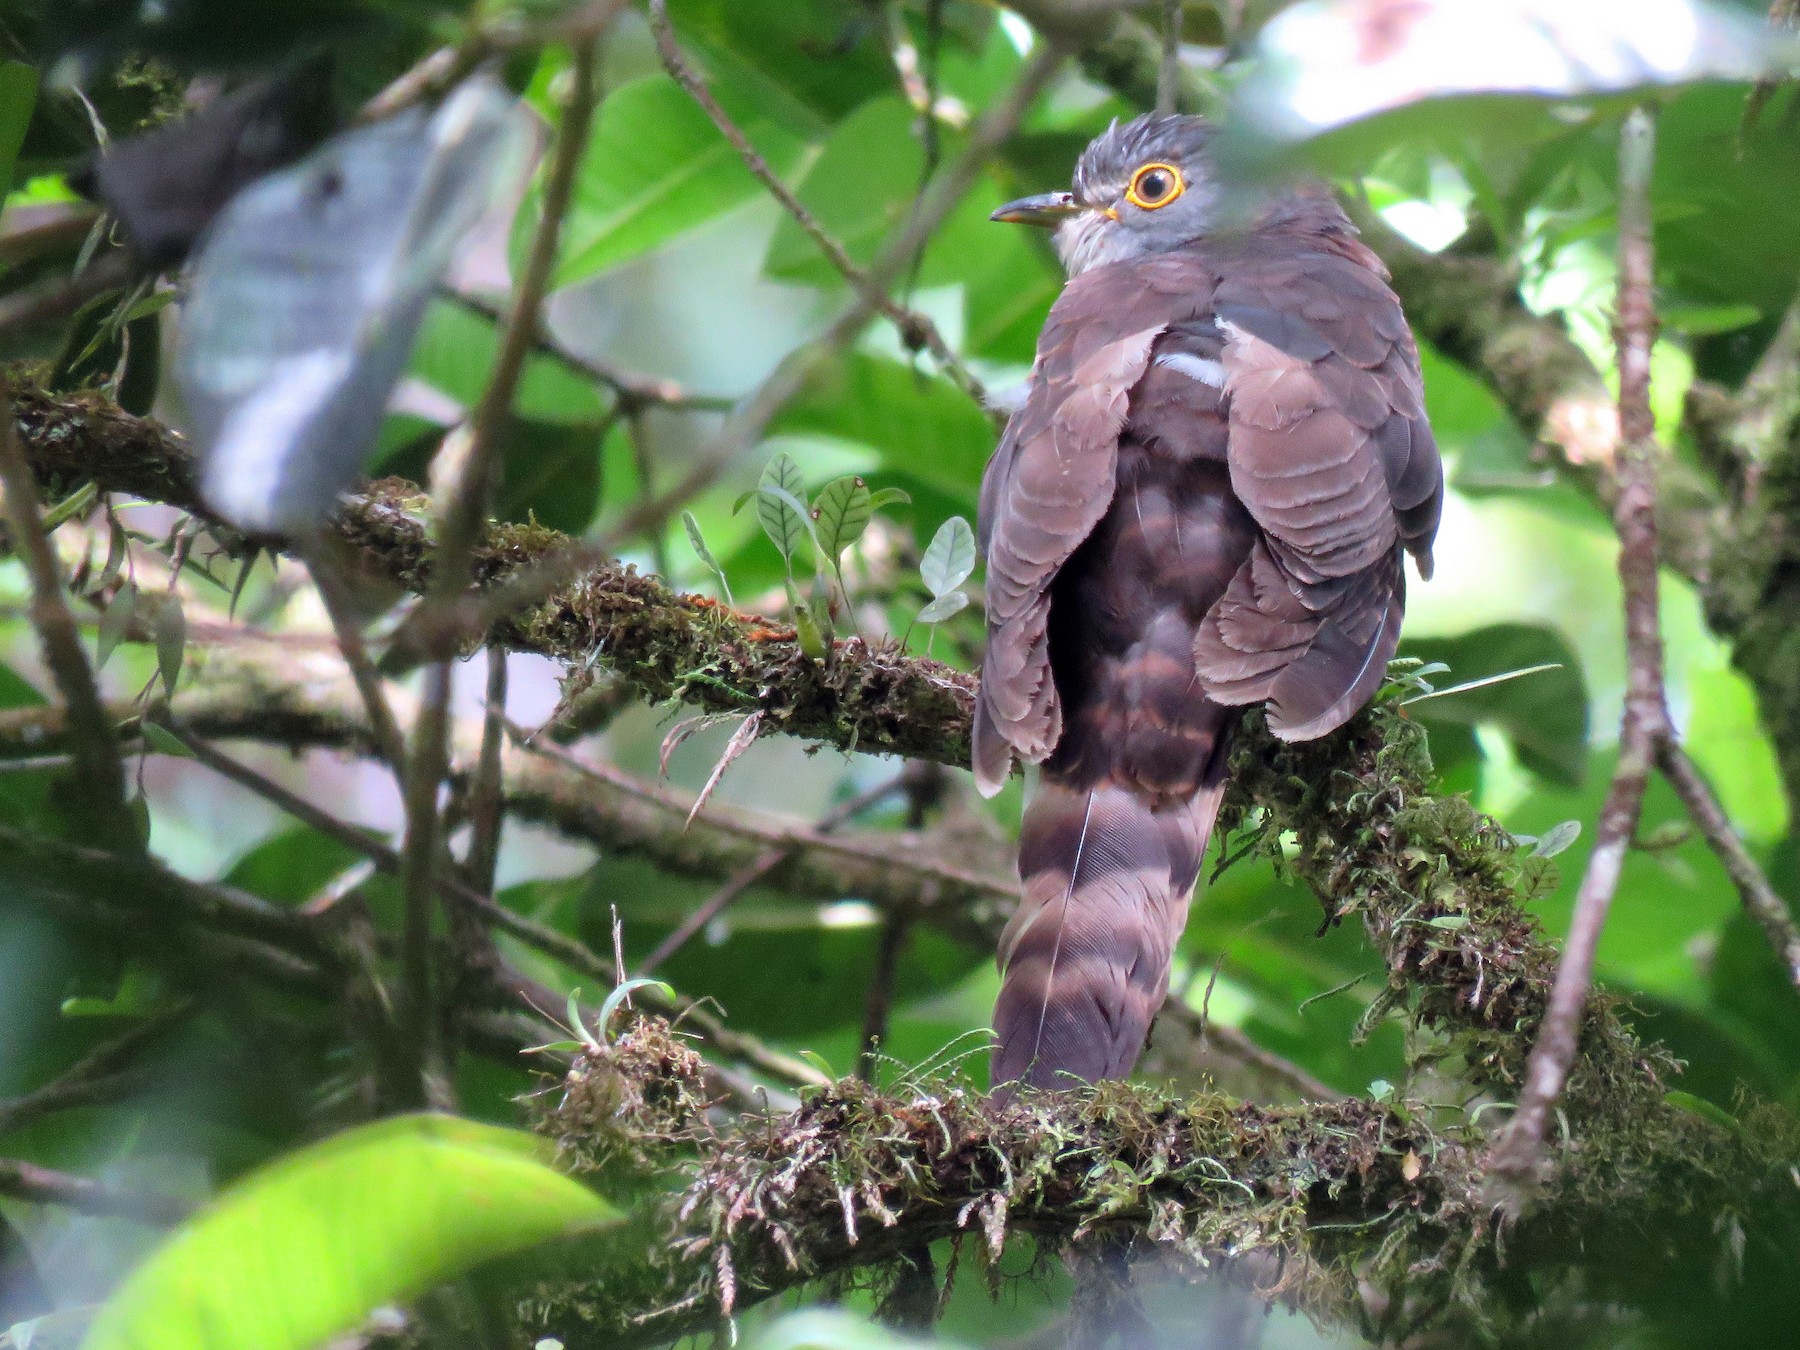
1197 244 1442 741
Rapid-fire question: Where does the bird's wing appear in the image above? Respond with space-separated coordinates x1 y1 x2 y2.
973 262 1203 797
1196 241 1444 740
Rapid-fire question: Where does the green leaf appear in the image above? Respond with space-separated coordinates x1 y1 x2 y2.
153 594 186 696
139 724 194 760
1663 1089 1742 1136
0 61 39 196
97 582 138 672
757 453 812 567
786 577 829 660
813 476 873 560
1427 914 1471 931
919 516 975 599
664 0 896 125
773 353 994 505
597 978 676 1044
1533 820 1582 858
495 416 606 535
409 299 605 425
543 74 805 288
565 987 602 1052
682 510 735 605
763 98 922 286
81 1115 614 1350
915 591 969 625
866 486 912 512
223 827 368 906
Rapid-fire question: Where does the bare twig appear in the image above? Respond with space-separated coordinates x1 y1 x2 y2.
398 31 606 1095
465 648 510 895
383 42 1064 671
307 557 408 774
1659 741 1800 989
859 911 913 1082
1157 0 1183 115
648 0 989 410
0 384 137 853
0 251 134 343
639 771 908 975
0 1004 190 1137
1491 108 1669 1189
0 1158 192 1225
623 407 671 576
446 289 735 414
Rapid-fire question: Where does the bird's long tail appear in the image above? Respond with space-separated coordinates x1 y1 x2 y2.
990 763 1226 1097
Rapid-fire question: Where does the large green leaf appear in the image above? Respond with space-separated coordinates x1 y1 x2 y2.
764 97 922 286
0 60 38 196
542 74 806 288
664 0 896 125
1401 622 1590 787
220 827 367 907
81 1114 614 1350
408 299 605 424
774 352 995 505
494 415 606 535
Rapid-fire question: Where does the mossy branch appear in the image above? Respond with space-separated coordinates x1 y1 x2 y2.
10 377 1662 1103
517 1034 1800 1349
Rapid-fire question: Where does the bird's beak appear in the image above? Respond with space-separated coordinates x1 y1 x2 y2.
990 191 1082 226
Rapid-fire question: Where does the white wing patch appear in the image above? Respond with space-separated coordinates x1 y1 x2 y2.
1154 352 1227 387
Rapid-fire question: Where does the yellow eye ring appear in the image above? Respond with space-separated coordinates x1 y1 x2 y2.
1125 162 1184 211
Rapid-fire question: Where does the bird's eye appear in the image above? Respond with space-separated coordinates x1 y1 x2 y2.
1126 162 1184 211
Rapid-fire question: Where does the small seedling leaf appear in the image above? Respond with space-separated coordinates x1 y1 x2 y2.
140 723 194 759
755 453 811 566
1532 819 1581 858
597 978 676 1044
920 516 975 598
98 581 139 670
153 593 186 696
681 511 734 606
915 591 969 625
813 476 873 560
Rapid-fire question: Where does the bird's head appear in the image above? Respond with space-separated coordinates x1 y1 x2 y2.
992 113 1219 276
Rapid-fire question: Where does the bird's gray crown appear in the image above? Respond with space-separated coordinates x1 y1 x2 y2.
1055 113 1222 277
1072 113 1213 204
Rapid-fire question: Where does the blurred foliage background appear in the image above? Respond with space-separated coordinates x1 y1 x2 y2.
0 0 1796 1347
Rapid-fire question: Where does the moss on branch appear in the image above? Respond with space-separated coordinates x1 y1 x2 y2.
11 376 976 768
518 1043 1800 1348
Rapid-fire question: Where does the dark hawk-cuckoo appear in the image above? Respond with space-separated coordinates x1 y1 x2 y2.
976 114 1443 1096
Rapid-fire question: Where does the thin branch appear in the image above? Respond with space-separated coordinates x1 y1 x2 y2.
0 382 137 853
0 1004 190 1137
648 0 989 411
398 32 606 1097
858 911 912 1081
637 770 908 976
148 713 826 1091
465 647 510 896
1157 0 1183 115
307 556 408 775
381 41 1065 673
1491 107 1669 1190
445 288 735 414
1659 740 1800 989
0 1158 192 1225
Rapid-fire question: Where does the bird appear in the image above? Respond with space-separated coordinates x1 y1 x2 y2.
975 113 1443 1097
